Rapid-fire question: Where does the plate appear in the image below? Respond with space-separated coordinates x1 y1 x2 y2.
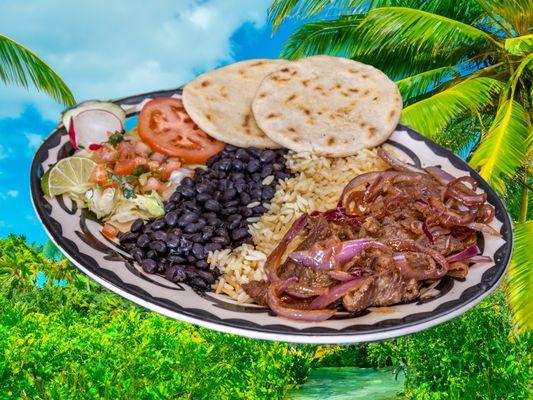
30 87 513 344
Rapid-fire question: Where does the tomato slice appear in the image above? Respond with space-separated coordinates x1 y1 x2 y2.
138 97 225 164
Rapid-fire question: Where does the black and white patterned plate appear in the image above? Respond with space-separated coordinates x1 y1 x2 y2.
30 87 513 344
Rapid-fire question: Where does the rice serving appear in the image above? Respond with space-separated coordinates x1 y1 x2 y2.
208 149 388 302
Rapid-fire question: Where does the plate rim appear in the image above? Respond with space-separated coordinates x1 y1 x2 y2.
29 87 514 344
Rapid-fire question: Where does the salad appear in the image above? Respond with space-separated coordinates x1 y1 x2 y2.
42 97 225 239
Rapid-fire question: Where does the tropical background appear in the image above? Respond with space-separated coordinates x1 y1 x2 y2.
0 0 531 398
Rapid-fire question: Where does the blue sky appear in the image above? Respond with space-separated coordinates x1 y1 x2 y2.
0 0 302 244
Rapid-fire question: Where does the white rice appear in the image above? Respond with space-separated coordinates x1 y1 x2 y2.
208 149 387 301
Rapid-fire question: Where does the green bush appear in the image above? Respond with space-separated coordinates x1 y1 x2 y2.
366 291 532 399
0 235 531 399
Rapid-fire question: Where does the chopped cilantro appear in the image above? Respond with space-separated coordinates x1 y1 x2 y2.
123 186 136 199
132 166 147 176
108 131 124 147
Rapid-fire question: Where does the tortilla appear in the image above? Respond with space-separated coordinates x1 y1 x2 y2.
252 55 402 156
183 59 289 149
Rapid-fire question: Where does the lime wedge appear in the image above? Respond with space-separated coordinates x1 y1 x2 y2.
47 157 97 197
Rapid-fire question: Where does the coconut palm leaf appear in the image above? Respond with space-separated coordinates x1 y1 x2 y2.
401 77 503 138
507 220 533 334
505 34 533 56
0 34 75 106
395 65 460 104
470 100 530 192
280 16 364 59
477 0 533 35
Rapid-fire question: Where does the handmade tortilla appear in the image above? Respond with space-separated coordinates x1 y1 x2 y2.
252 55 402 156
183 59 290 149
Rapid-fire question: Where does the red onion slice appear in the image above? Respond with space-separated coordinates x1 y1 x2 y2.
447 245 481 262
68 118 77 149
422 220 435 243
329 270 365 281
377 149 425 173
465 222 501 237
267 278 336 322
464 255 493 263
309 278 366 310
72 109 123 149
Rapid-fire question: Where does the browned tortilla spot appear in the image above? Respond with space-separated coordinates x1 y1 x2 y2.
290 70 298 76
280 67 290 72
327 137 336 145
293 137 301 143
242 113 251 127
317 111 323 115
314 85 324 92
349 88 359 93
341 91 349 97
267 113 279 119
363 89 370 96
373 96 378 101
206 114 212 121
285 94 297 103
360 122 367 128
298 105 311 115
201 80 211 87
361 74 368 79
335 83 342 89
288 127 296 133
301 79 310 87
258 92 266 98
250 61 265 67
349 69 359 74
368 127 377 136
388 110 395 121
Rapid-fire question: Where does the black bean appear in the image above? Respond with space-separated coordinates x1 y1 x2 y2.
142 224 154 234
176 238 193 254
120 231 137 243
272 162 283 172
164 211 179 227
196 270 215 284
170 192 182 203
204 242 222 253
253 205 267 214
151 231 167 242
136 234 150 248
157 261 168 273
195 182 212 194
196 193 211 203
275 171 290 180
235 148 250 161
171 228 182 236
192 243 205 259
152 218 166 230
251 173 261 182
186 255 197 264
173 267 187 282
261 186 276 200
167 252 186 264
122 242 136 251
201 229 213 242
225 144 237 152
178 211 199 226
204 199 221 212
239 192 251 204
221 206 238 216
166 233 180 249
247 159 260 173
222 187 237 201
182 176 194 186
141 259 157 273
149 240 167 253
164 202 176 213
145 250 157 259
190 277 208 289
214 159 232 172
130 219 144 233
189 233 203 243
131 248 144 263
230 172 245 181
227 214 242 230
241 207 253 218
184 220 206 234
259 150 276 163
232 160 244 171
235 181 246 193
249 148 261 157
260 165 273 178
183 200 201 212
178 186 196 198
164 265 177 281
231 227 249 241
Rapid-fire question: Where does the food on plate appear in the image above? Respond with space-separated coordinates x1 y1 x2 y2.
138 97 225 164
41 56 499 322
182 59 288 149
240 150 498 321
118 145 290 290
252 55 402 156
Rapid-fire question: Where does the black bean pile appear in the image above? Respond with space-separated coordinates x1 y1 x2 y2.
119 145 290 291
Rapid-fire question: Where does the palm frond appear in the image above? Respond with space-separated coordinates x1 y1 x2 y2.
401 77 503 138
280 16 364 59
470 100 530 192
395 66 460 104
477 0 533 36
505 34 533 56
0 34 75 106
506 220 533 334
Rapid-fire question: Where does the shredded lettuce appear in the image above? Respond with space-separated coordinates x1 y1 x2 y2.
105 191 164 227
84 187 117 219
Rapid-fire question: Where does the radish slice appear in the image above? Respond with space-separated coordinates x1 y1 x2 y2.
72 109 123 149
68 118 77 149
62 100 126 129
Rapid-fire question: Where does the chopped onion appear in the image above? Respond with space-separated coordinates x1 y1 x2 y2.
72 109 123 149
422 220 435 243
464 255 493 263
447 245 480 263
466 222 501 237
329 270 365 281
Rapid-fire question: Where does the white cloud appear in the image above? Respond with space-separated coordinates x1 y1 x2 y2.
0 0 270 120
25 133 43 150
0 189 19 200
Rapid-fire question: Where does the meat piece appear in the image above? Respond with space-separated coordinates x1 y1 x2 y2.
242 280 269 306
343 277 375 313
371 269 404 306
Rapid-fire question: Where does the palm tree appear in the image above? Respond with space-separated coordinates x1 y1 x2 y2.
0 34 75 106
269 0 532 333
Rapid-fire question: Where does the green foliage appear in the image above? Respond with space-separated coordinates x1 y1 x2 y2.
1 236 531 399
0 34 75 106
366 291 532 399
